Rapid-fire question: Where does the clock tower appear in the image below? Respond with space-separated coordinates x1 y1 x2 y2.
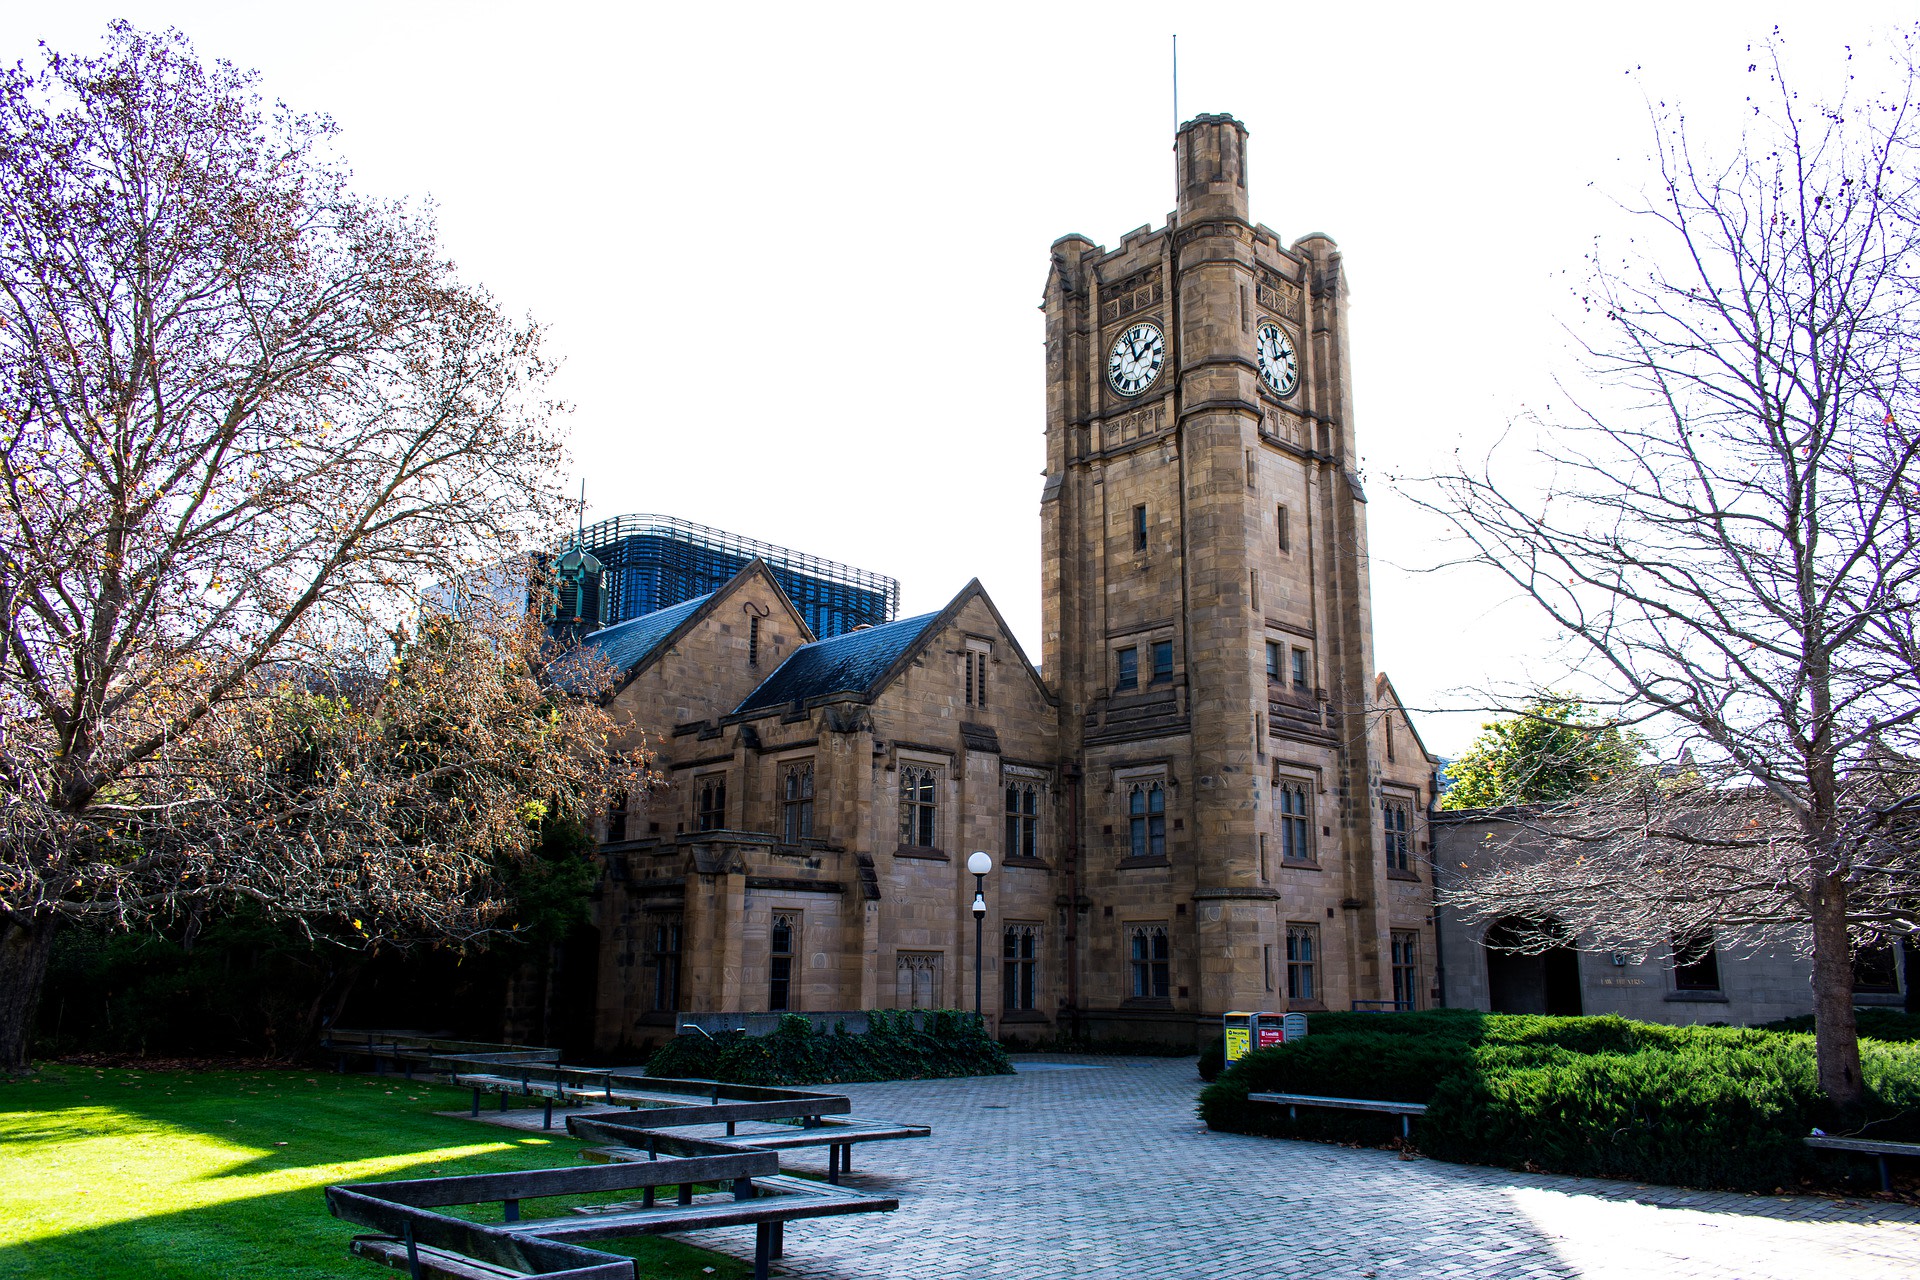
1041 114 1431 1038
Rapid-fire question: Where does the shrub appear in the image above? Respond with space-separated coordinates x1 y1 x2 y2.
1198 1011 1920 1192
645 1010 1014 1085
1197 1035 1224 1082
1760 1009 1920 1043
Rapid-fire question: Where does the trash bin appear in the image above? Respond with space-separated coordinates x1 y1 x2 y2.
1223 1011 1289 1064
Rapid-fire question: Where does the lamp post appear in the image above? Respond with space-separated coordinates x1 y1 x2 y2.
967 851 993 1019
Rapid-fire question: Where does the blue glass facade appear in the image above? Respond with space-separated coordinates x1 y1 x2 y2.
578 514 897 640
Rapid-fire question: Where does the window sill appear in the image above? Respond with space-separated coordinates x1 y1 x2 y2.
1664 990 1730 1003
1117 856 1171 869
893 845 949 861
1001 856 1052 871
998 1010 1051 1023
1279 859 1321 872
1286 1000 1327 1013
1121 997 1174 1009
1386 869 1422 883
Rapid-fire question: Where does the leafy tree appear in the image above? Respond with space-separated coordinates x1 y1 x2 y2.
1408 34 1920 1109
1439 696 1643 810
0 25 642 1067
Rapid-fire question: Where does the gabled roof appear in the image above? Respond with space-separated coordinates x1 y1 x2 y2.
732 578 1055 717
1375 671 1437 767
583 591 714 670
734 609 942 714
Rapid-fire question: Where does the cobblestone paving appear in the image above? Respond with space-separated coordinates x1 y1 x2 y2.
666 1055 1920 1280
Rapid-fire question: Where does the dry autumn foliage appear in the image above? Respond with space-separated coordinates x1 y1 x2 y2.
0 24 641 1066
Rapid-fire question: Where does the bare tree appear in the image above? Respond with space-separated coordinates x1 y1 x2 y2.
1406 36 1920 1109
0 25 623 1066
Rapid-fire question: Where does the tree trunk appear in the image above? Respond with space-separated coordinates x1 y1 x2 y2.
1809 877 1864 1111
0 914 61 1071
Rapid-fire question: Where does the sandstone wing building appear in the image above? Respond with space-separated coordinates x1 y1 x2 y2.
585 114 1441 1051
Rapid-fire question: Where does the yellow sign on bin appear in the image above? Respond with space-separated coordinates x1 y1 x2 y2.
1223 1011 1286 1064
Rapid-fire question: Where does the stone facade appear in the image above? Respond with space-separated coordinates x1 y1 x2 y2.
585 115 1440 1053
1431 809 1912 1024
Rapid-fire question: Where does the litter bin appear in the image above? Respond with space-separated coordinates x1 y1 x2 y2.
1222 1010 1289 1065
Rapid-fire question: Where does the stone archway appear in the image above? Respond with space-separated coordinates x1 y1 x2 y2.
1483 917 1583 1016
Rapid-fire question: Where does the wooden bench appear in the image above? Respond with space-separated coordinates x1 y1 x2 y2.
1247 1091 1429 1139
1805 1134 1920 1193
570 1111 931 1185
447 1070 853 1132
329 1150 896 1280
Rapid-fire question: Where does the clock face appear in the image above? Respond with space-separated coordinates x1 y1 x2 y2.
1256 322 1299 397
1107 323 1165 397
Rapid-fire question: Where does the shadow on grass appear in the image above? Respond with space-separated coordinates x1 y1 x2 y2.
0 1066 752 1280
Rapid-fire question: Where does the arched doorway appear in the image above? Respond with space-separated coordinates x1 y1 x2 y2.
1483 917 1583 1016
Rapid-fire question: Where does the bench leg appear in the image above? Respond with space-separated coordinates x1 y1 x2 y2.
754 1223 772 1280
828 1142 840 1185
642 1187 655 1209
841 1142 852 1174
498 1091 508 1113
403 1221 422 1280
1881 1155 1892 1193
678 1182 693 1206
503 1198 519 1223
471 1088 481 1118
771 1220 784 1259
1402 1115 1411 1140
543 1098 553 1130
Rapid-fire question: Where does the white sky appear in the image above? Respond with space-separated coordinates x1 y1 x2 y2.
9 3 1905 754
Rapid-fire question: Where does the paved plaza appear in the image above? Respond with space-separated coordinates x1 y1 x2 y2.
661 1055 1920 1280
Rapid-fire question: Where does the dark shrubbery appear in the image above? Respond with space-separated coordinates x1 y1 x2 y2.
1759 1009 1920 1043
1197 1035 1224 1082
645 1010 1014 1085
1198 1010 1920 1192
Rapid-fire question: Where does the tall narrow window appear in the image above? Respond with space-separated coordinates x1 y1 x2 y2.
1259 832 1269 882
606 790 629 843
1671 929 1721 992
1385 715 1396 762
1150 640 1173 684
770 912 798 1011
696 775 727 832
1277 778 1312 862
1128 782 1166 859
1005 782 1039 860
650 918 682 1013
1115 647 1138 691
1277 504 1290 552
963 647 990 707
782 760 815 843
1250 570 1260 611
899 766 938 848
896 951 940 1009
1132 504 1148 552
1286 924 1318 1001
1291 648 1309 692
1390 931 1419 1010
1246 448 1257 488
1003 924 1040 1011
1264 943 1275 991
1129 924 1171 999
1265 641 1282 682
748 614 761 667
1383 799 1412 874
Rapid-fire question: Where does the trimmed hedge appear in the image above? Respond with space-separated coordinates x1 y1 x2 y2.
1198 1010 1920 1192
1760 1008 1920 1043
645 1010 1014 1085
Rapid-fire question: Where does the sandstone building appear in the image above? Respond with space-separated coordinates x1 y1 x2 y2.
583 115 1440 1051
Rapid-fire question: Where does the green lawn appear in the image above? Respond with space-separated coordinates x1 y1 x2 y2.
0 1064 751 1279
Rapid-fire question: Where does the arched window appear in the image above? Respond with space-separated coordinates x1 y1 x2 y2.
899 766 938 848
1276 779 1311 862
1128 782 1166 859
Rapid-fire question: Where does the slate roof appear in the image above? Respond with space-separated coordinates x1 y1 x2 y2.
577 592 714 674
734 610 942 714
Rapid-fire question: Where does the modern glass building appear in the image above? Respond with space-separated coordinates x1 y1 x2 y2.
576 513 898 639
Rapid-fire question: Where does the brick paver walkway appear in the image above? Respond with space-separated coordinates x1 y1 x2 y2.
667 1055 1920 1280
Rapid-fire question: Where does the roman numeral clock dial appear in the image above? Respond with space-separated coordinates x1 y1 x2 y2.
1256 322 1299 397
1107 322 1165 397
